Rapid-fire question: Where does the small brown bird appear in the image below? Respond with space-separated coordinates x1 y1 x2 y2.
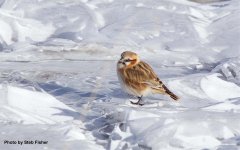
117 51 179 106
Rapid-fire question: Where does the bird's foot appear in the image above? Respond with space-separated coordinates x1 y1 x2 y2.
130 101 144 106
130 96 144 106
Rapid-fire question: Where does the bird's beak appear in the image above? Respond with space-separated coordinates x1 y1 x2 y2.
118 60 125 65
118 59 123 63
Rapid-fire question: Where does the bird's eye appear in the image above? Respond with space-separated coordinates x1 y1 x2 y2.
125 59 131 62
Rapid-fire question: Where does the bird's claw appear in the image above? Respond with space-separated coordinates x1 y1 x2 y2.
130 101 144 106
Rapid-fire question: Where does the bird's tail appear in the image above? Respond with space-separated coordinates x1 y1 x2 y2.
156 79 179 101
162 84 179 101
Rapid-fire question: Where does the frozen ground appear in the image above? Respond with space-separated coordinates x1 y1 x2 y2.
0 0 240 150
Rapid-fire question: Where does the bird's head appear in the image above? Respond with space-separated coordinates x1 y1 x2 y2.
117 51 140 69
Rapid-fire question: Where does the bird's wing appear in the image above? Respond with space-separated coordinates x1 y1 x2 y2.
124 61 161 87
124 61 179 100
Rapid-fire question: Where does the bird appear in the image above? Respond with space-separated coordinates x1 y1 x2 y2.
117 51 179 106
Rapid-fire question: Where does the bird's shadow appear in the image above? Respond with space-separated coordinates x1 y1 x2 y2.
109 86 168 104
109 87 129 99
38 82 108 107
52 107 84 120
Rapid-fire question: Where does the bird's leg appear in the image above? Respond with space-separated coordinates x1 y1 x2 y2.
130 96 144 106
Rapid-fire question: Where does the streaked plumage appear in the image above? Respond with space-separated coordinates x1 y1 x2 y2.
117 51 179 105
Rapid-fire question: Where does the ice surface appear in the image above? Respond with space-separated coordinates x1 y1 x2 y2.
0 84 104 149
201 74 240 101
1 85 76 124
0 0 240 149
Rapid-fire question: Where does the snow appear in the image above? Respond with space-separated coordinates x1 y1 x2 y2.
3 85 76 124
0 0 240 149
0 9 55 45
0 19 12 45
201 74 240 101
0 84 104 149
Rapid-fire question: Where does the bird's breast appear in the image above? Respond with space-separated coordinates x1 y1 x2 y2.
117 68 150 96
